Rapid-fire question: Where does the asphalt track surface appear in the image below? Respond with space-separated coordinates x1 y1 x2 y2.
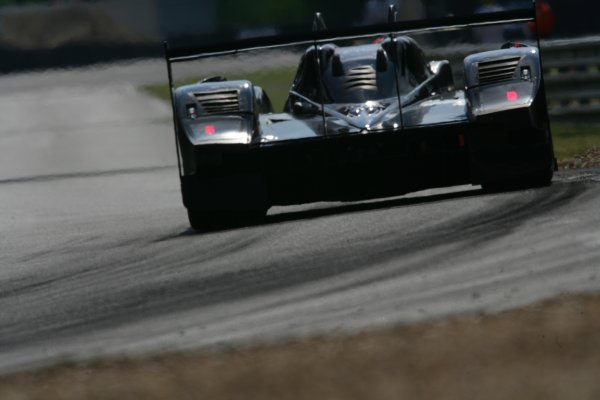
1 60 600 375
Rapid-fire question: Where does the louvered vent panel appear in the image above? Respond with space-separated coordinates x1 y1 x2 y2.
343 66 378 91
478 57 521 85
194 90 240 114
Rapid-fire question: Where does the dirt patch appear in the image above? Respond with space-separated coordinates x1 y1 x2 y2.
559 146 600 170
1 294 599 400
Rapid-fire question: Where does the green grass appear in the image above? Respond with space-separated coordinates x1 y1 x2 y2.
551 122 600 161
143 67 296 112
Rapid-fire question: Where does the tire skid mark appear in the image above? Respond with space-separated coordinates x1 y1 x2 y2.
0 230 271 347
2 230 264 301
0 165 175 186
0 180 596 357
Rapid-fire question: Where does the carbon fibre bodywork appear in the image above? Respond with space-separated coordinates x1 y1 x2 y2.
166 6 554 229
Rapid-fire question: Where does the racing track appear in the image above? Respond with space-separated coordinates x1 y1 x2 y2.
1 60 599 374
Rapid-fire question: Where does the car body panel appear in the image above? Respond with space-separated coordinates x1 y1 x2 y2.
164 4 555 227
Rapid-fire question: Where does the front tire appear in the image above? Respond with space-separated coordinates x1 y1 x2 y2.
481 128 555 192
187 209 209 231
187 209 268 231
481 153 554 192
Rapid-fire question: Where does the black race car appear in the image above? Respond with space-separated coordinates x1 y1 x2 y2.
165 5 555 230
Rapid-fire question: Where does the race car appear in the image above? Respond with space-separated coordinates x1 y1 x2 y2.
165 5 555 230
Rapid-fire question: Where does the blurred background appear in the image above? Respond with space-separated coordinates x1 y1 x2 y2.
0 0 598 72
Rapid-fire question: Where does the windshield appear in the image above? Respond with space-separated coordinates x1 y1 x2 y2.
321 54 399 104
295 37 427 105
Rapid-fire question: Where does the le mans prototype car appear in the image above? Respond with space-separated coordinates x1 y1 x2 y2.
165 4 555 230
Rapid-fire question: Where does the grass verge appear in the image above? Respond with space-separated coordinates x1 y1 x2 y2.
1 294 600 400
552 123 600 168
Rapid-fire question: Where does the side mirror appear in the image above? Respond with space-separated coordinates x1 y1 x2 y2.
254 86 274 114
427 60 455 92
293 101 311 115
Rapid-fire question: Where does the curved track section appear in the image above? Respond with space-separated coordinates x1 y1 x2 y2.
1 64 599 374
1 168 599 373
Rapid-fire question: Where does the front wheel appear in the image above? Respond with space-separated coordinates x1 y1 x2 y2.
481 132 555 192
482 169 552 192
187 209 268 231
187 209 209 231
481 156 554 192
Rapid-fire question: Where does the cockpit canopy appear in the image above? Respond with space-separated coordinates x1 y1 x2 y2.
289 36 428 105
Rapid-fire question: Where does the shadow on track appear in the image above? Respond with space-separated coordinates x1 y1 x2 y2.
158 186 487 240
266 188 486 226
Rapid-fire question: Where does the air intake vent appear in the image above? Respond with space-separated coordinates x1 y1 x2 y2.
343 66 377 91
193 90 240 114
478 56 521 85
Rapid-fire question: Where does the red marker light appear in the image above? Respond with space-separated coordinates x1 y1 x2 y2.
204 125 216 135
506 91 519 102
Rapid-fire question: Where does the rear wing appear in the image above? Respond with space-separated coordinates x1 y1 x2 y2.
164 6 538 63
164 2 541 177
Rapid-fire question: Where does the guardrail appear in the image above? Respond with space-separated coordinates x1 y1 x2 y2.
541 36 600 120
429 36 600 121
